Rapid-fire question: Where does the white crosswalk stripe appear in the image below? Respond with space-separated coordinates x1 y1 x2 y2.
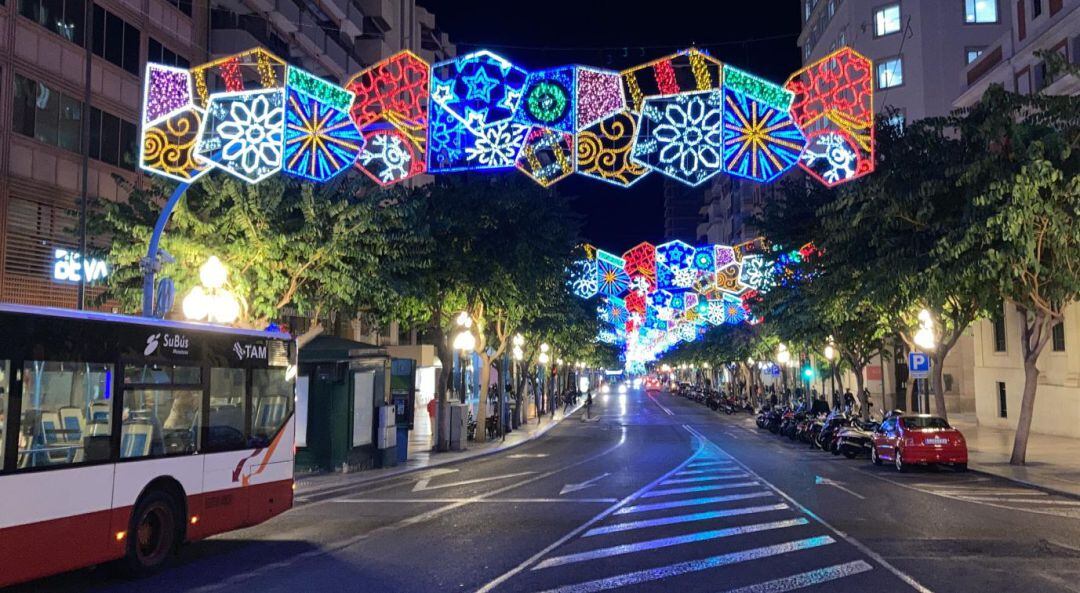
908 482 1080 517
490 446 891 593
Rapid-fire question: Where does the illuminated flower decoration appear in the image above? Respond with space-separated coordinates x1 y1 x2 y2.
197 89 285 183
739 255 774 292
634 90 724 187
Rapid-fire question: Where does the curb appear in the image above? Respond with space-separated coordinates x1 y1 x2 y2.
966 465 1080 501
296 402 584 497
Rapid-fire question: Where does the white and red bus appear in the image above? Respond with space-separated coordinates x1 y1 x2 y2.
0 304 296 587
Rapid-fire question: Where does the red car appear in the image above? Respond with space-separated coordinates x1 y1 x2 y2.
644 376 662 393
871 414 968 472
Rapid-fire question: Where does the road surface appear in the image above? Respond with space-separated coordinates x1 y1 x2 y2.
17 386 1080 593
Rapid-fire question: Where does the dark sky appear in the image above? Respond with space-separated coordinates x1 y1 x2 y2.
417 0 802 252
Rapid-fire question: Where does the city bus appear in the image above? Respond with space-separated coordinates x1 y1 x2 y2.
0 304 296 587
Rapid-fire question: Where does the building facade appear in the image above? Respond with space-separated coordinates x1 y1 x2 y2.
0 0 453 313
662 180 703 244
955 0 1079 437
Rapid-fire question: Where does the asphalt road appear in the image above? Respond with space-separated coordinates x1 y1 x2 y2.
16 386 1080 593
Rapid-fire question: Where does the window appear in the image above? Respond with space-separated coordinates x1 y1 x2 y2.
87 106 137 170
828 0 835 17
966 47 986 64
91 6 140 75
121 365 202 458
877 57 904 88
965 0 998 22
1032 0 1042 17
165 0 192 16
251 368 293 447
18 0 85 45
208 368 246 451
148 38 190 69
997 382 1007 418
1052 321 1065 352
992 312 1007 352
0 360 9 471
16 361 112 469
12 73 82 153
875 4 901 36
901 417 951 429
838 29 846 47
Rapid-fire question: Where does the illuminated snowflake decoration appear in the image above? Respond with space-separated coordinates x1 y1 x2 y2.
358 129 420 185
633 90 724 187
197 89 285 183
673 267 698 289
569 259 599 299
801 131 859 185
465 120 530 167
739 255 774 292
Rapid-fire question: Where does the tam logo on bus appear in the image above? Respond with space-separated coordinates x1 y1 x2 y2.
233 342 267 361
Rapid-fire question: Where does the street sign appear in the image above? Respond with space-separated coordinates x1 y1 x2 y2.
908 351 930 379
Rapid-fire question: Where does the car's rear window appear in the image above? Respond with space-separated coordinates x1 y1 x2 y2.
902 417 951 429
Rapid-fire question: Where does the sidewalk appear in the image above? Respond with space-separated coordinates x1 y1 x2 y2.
295 402 584 496
950 413 1080 498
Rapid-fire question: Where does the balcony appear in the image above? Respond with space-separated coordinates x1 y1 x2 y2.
210 10 291 58
356 0 394 33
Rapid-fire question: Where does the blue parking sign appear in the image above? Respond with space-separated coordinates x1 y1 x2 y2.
908 352 930 378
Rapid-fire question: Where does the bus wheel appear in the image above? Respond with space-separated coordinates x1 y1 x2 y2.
122 489 179 577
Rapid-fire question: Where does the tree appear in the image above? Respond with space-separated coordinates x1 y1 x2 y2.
945 88 1080 465
91 174 425 333
397 177 581 442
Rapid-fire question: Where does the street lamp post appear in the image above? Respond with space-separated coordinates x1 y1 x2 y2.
539 343 550 417
512 334 524 426
453 313 476 407
824 338 837 408
913 308 937 413
776 344 791 397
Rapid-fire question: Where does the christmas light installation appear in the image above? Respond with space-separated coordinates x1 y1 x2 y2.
634 90 725 187
623 242 657 294
348 51 430 186
569 258 599 299
516 67 576 133
597 250 630 297
576 66 626 130
283 68 364 182
138 45 877 218
516 127 575 187
430 50 528 133
196 89 286 183
721 86 806 183
621 48 723 113
785 48 875 187
576 111 650 187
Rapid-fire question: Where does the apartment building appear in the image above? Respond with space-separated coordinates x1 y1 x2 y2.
954 0 1080 437
0 0 453 313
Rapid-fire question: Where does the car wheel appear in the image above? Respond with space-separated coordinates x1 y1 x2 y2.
119 489 180 577
871 446 881 465
895 449 906 472
955 463 968 472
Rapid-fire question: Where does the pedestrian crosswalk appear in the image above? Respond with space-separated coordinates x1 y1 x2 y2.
484 443 925 593
909 480 1080 518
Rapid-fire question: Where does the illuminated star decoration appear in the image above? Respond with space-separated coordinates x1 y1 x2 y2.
430 50 528 133
721 86 806 183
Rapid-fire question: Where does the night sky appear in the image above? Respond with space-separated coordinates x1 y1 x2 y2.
417 0 802 252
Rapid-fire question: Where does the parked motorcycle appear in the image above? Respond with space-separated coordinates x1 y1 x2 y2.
836 418 880 459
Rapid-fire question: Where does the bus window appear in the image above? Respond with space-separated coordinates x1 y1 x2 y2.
124 364 200 385
207 368 246 451
251 368 293 447
17 361 112 468
121 388 202 458
0 360 9 470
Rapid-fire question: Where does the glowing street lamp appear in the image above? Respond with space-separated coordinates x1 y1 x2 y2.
182 256 240 324
914 309 936 350
824 337 837 398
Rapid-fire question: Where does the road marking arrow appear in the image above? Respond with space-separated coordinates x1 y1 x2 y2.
413 471 535 492
815 475 866 500
560 472 612 496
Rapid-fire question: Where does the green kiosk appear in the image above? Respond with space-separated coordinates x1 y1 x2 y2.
295 336 394 473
